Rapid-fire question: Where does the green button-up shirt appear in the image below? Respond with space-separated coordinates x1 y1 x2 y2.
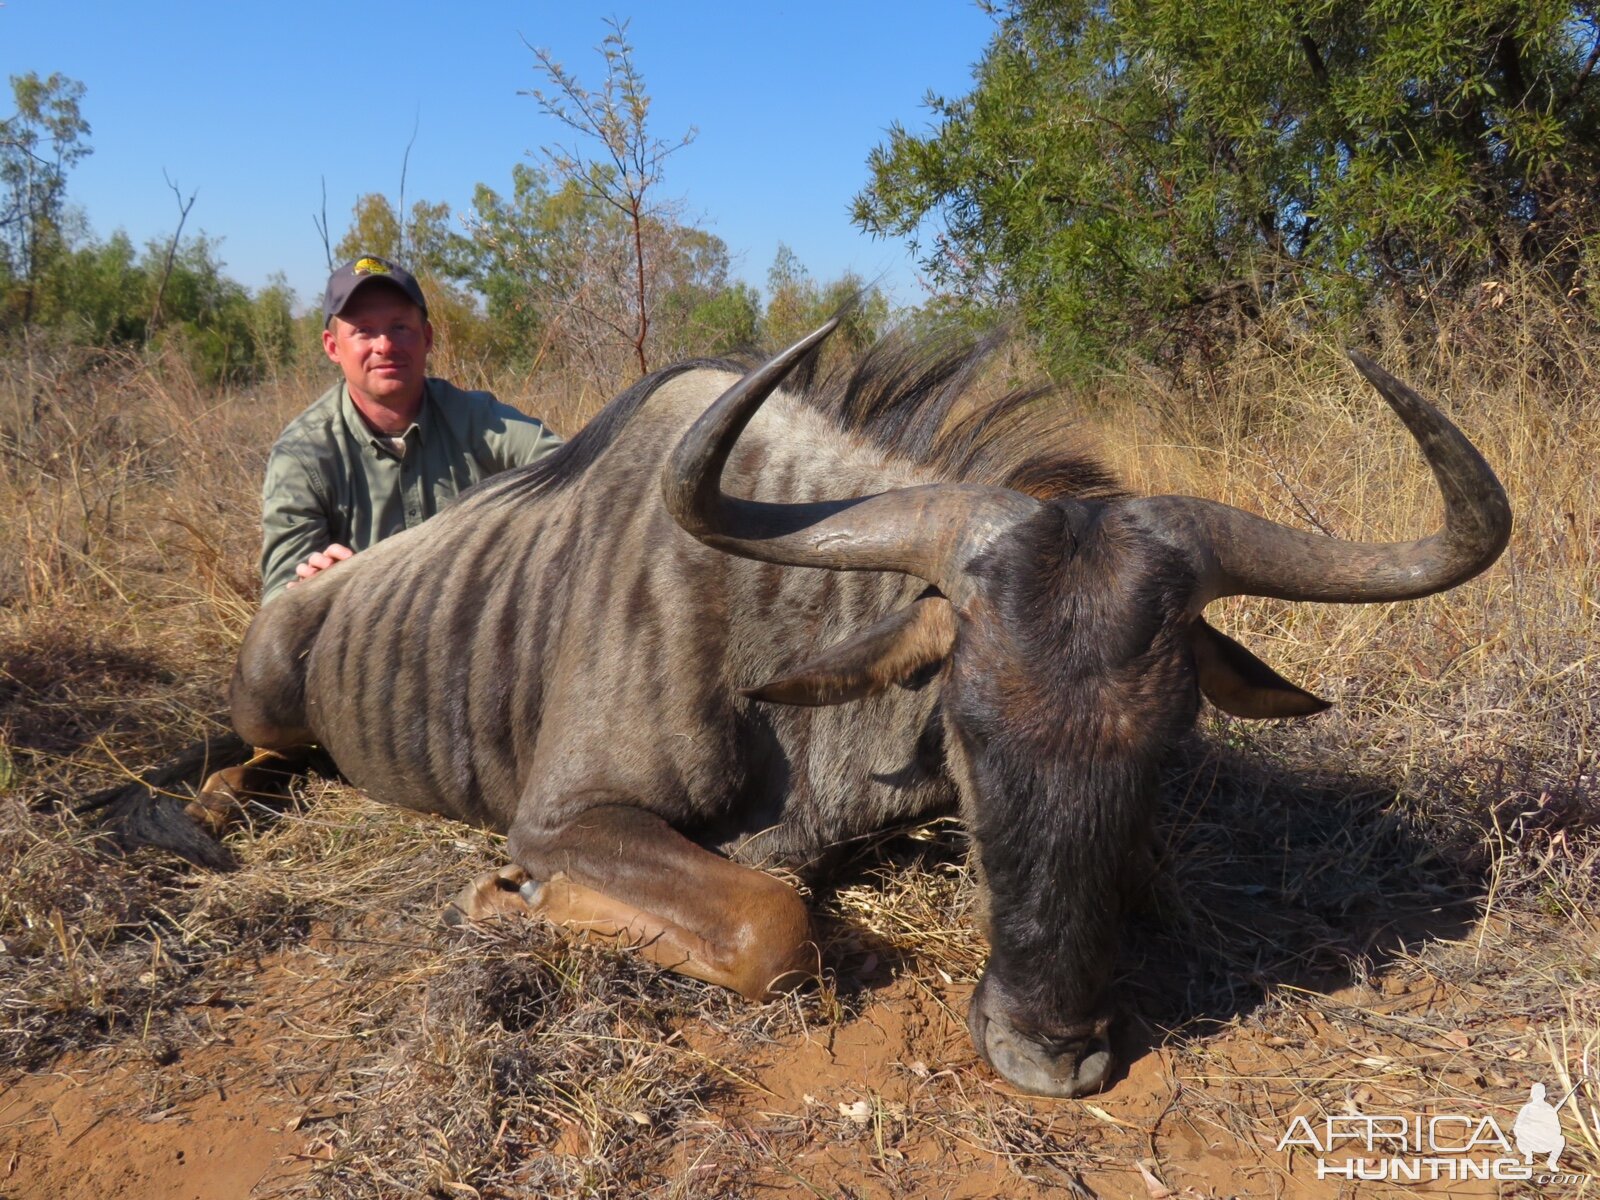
259 377 563 601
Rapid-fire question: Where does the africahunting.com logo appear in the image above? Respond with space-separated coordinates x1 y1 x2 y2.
1277 1081 1588 1184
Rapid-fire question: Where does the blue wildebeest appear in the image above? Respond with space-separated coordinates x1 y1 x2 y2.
223 321 1509 1096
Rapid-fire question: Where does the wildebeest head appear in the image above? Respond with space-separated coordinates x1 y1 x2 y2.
664 321 1511 1096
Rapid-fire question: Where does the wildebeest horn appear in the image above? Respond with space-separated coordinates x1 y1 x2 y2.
1130 352 1512 605
663 320 1037 598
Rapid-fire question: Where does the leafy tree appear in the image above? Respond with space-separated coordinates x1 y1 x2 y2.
678 279 760 355
855 0 1600 375
32 228 295 384
761 244 818 350
334 193 403 265
141 235 294 384
333 193 475 283
646 222 751 357
41 230 144 343
462 164 566 365
463 167 610 370
464 164 749 375
761 243 888 353
242 273 298 376
0 72 91 325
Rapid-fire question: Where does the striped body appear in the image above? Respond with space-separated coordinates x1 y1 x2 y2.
237 369 956 873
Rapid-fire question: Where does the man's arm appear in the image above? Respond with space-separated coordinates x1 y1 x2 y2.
260 448 338 603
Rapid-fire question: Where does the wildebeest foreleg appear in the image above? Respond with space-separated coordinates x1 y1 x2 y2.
457 805 815 1001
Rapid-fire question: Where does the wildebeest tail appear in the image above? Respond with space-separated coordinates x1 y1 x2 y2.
76 722 249 869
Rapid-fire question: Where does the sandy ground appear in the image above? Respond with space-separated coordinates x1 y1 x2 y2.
5 922 1587 1200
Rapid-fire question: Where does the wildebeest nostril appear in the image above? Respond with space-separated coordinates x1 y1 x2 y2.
968 992 1115 1098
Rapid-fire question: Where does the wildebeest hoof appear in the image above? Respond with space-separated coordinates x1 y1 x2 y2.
182 793 236 839
442 865 540 927
184 775 245 838
972 1009 1113 1097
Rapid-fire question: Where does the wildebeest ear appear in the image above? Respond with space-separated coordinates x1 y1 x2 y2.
1189 619 1331 719
743 597 956 707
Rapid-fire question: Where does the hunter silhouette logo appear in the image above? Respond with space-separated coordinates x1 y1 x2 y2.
1277 1079 1583 1183
1513 1083 1565 1170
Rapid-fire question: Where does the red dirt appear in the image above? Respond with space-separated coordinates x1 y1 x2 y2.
0 951 352 1200
688 971 1531 1199
1 1039 317 1200
1 942 1573 1199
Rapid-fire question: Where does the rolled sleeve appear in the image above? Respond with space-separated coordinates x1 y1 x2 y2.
260 446 334 604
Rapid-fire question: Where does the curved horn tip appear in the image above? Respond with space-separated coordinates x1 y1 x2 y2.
1346 348 1390 385
783 316 840 359
1345 349 1417 402
728 316 840 395
1343 349 1447 427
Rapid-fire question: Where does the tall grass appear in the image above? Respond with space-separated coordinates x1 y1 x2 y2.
1089 286 1596 852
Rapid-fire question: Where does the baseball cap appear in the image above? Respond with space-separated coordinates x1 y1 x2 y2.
322 256 429 325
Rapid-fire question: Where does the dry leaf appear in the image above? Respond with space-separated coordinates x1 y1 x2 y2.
1135 1158 1174 1198
1083 1103 1137 1129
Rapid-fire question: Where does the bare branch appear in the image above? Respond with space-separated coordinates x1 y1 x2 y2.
313 175 333 271
397 109 419 263
146 170 197 343
519 16 695 374
1563 28 1600 108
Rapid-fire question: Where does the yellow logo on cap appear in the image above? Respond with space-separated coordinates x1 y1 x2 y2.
353 257 390 276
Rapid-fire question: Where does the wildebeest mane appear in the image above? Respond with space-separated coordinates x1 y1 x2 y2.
805 327 1125 502
474 329 1122 507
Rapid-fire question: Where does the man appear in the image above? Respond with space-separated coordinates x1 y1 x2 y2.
82 258 563 864
260 255 562 601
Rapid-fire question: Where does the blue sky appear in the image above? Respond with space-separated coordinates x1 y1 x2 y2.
3 1 997 313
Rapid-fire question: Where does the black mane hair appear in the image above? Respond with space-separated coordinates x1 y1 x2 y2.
471 329 1123 507
804 327 1124 502
468 357 744 506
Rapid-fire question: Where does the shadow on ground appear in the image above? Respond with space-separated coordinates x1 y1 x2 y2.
805 726 1490 1079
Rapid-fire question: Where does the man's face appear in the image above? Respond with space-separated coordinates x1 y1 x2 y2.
322 286 433 407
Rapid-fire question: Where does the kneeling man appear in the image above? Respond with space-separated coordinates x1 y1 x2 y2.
261 255 562 601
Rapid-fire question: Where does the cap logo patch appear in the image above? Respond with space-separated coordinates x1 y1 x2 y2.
353 257 390 276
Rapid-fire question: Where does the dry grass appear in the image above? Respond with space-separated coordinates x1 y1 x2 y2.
1 296 1596 1197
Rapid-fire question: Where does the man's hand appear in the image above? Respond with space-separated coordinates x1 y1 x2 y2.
287 543 354 587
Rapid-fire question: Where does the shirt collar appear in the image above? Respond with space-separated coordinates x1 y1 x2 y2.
340 379 434 452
